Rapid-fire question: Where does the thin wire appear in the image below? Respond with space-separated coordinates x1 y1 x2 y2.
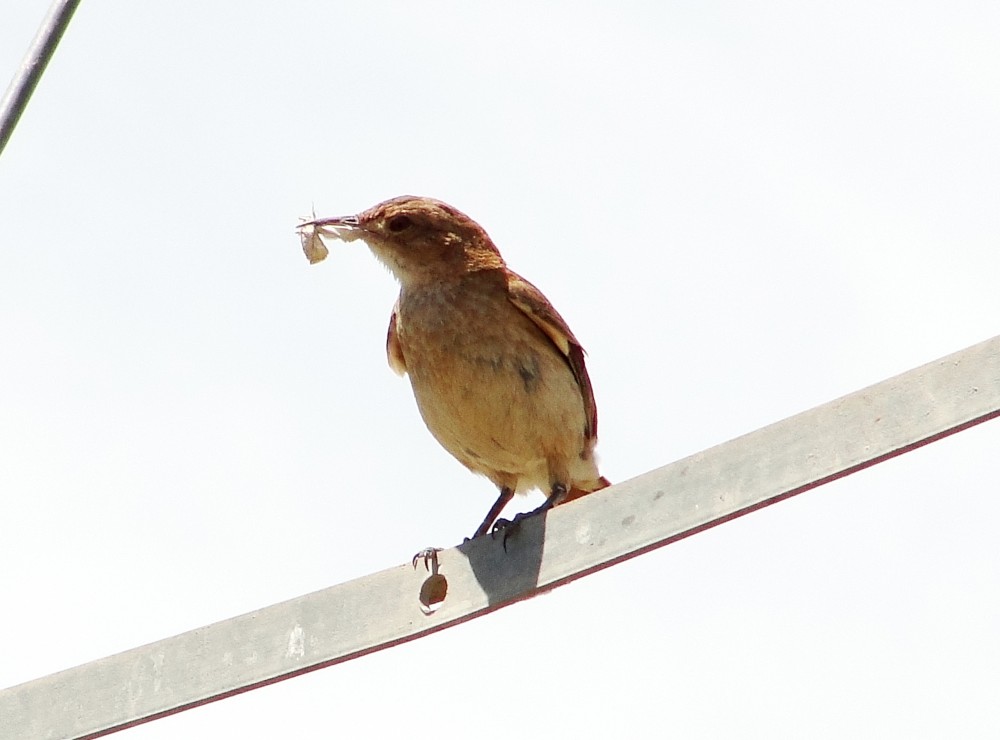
0 0 82 158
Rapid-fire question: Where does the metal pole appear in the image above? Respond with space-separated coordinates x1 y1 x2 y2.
0 0 82 158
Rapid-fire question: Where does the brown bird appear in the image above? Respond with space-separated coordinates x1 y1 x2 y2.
299 196 609 540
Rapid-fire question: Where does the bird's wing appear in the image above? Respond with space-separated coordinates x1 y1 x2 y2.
386 299 407 376
507 272 598 440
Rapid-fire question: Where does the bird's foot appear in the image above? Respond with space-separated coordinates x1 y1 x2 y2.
490 491 563 551
490 511 536 551
411 547 442 573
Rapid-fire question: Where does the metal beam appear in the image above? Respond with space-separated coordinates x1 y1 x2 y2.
0 0 82 157
3 334 999 739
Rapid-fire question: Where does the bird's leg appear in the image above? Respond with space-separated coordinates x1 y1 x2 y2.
471 486 515 539
519 482 566 519
491 483 567 548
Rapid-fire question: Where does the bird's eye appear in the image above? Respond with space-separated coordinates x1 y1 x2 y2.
387 215 412 232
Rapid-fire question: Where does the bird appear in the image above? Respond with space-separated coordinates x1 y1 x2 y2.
298 195 610 540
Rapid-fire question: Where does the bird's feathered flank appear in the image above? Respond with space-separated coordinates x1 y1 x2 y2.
505 272 599 442
386 299 407 376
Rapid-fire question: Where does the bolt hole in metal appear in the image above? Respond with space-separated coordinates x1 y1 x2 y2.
419 574 448 614
412 547 447 614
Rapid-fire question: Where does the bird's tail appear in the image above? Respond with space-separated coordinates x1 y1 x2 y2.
564 475 611 504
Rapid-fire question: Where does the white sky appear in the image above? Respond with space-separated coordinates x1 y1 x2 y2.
2 2 999 738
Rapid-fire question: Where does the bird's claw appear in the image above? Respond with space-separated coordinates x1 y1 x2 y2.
490 517 512 536
490 512 533 551
412 547 442 572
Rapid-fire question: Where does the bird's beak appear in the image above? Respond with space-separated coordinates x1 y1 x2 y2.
297 214 365 264
299 214 360 229
298 214 362 237
297 213 367 247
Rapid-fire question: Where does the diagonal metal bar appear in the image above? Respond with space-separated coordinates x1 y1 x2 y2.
2 334 998 739
0 0 82 157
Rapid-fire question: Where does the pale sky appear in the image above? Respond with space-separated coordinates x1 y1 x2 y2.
2 2 999 738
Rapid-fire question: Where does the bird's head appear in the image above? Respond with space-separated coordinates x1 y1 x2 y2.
299 196 505 284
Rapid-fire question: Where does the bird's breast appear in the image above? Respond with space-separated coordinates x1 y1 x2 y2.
393 279 586 483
